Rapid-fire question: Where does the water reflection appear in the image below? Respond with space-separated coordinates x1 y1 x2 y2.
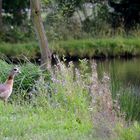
97 58 140 94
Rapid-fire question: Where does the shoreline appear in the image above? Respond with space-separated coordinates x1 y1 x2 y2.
0 37 140 62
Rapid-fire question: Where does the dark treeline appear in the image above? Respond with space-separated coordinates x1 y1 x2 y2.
0 0 140 42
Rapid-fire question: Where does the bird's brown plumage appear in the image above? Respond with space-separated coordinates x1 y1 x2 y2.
0 67 21 103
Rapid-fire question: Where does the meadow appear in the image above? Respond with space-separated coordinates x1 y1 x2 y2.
0 59 140 139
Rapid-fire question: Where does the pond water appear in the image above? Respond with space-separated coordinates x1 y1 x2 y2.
96 58 140 95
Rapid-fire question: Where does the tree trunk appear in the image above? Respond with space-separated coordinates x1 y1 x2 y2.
30 0 51 70
0 0 2 28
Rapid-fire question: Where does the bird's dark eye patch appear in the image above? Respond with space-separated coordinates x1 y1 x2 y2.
14 68 17 71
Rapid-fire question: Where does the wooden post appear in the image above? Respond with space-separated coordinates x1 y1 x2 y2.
30 0 51 70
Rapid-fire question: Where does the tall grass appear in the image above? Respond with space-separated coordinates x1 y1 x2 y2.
1 37 140 61
0 60 93 139
0 59 140 139
0 42 39 61
52 37 140 58
111 82 140 121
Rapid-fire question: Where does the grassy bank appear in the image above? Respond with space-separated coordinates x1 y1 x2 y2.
0 60 140 139
0 37 140 61
0 42 39 61
53 37 140 58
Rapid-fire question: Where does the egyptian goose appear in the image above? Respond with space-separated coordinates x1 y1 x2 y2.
0 67 21 103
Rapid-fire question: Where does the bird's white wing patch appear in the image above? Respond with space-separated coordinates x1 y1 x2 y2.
0 89 11 99
0 84 12 100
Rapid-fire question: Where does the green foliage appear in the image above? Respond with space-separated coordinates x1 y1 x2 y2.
0 0 139 42
1 0 140 42
44 0 112 40
109 0 140 28
52 37 140 58
0 60 41 93
56 0 84 17
3 0 29 25
0 60 140 139
0 103 92 139
1 37 140 61
82 3 110 34
0 42 39 60
1 24 34 43
0 60 92 139
115 122 140 140
111 83 140 121
1 0 33 43
45 12 83 40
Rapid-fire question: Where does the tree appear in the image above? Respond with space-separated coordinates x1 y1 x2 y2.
109 0 140 29
30 0 51 70
0 0 2 27
56 0 84 17
3 0 29 25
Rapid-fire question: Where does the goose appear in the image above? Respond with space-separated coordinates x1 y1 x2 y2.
0 67 21 103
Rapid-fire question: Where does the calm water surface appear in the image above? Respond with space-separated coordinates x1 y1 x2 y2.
97 58 140 94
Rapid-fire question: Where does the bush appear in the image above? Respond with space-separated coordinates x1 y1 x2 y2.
0 60 42 93
0 42 39 61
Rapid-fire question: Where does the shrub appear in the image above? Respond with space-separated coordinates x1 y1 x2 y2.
0 60 42 93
